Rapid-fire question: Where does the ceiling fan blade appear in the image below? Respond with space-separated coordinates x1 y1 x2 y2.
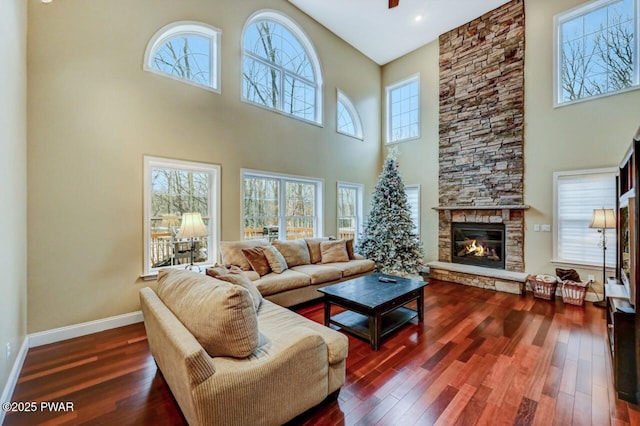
389 0 399 8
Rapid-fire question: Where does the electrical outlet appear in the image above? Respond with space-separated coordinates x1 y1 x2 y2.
588 274 595 282
5 342 10 360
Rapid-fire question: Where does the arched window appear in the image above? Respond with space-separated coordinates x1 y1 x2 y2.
336 89 363 140
144 21 221 92
242 10 323 124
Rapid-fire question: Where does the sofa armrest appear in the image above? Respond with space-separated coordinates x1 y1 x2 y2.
191 326 330 426
353 253 364 260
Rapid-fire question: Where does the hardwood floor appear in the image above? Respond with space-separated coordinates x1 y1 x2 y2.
4 279 640 425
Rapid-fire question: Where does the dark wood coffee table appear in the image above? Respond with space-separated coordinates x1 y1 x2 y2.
317 273 428 350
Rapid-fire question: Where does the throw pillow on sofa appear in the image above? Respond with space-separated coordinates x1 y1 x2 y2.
271 239 311 267
263 245 288 273
320 240 349 263
241 246 272 276
305 237 329 264
206 265 263 311
220 239 269 271
157 269 260 358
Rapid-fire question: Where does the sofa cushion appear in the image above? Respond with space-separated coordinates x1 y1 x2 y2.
257 300 348 365
220 239 269 271
305 238 330 264
156 269 259 358
272 239 311 267
206 265 263 311
321 259 375 277
241 246 272 276
253 270 311 296
320 240 349 263
263 246 288 274
290 264 343 285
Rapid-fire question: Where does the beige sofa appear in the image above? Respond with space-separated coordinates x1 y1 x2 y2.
140 269 349 426
219 238 375 307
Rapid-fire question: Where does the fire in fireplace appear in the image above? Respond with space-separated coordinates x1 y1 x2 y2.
451 223 505 269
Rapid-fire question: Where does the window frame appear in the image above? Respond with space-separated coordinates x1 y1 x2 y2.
337 181 364 243
143 156 221 278
241 169 324 240
241 10 324 126
553 0 640 107
143 21 222 93
552 167 617 268
336 89 364 140
405 184 421 238
386 74 421 144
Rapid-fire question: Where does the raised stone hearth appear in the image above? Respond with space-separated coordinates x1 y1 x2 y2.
427 261 527 294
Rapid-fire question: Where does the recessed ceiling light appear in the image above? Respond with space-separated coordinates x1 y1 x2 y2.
41 0 53 3
415 15 423 22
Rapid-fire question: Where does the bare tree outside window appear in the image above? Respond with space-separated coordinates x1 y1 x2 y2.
152 35 211 87
560 0 636 103
242 19 317 122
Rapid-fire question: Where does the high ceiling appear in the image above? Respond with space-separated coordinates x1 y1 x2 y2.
287 0 513 65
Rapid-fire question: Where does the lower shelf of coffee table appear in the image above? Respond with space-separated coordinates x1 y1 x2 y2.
329 307 417 343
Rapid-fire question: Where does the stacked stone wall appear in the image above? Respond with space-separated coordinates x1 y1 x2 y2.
438 0 525 207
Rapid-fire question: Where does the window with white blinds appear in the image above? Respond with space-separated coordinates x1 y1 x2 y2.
553 168 617 266
405 184 421 237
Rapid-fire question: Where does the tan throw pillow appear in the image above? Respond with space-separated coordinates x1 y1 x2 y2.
263 246 288 273
241 247 272 276
320 239 349 263
305 238 329 264
214 270 263 311
220 239 269 270
157 269 259 358
345 238 355 260
271 239 311 267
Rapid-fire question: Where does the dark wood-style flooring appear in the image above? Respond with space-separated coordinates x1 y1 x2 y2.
4 279 640 425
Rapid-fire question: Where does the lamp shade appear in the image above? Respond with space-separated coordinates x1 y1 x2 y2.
589 208 616 229
176 212 208 239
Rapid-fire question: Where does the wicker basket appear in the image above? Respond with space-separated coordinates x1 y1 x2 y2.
527 274 558 300
561 280 588 306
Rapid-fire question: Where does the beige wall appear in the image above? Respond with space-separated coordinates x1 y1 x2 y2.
27 0 381 332
0 0 28 395
383 0 640 289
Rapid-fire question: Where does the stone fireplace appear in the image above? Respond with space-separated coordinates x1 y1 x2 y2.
428 0 527 294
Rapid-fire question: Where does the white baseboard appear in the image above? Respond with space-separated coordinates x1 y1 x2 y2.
0 337 29 424
29 311 143 348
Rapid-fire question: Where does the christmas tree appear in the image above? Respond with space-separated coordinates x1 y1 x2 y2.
356 149 424 277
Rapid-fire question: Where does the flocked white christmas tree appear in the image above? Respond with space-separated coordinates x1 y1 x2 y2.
356 149 424 277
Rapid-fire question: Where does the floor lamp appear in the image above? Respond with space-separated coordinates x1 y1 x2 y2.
176 212 208 271
590 208 616 308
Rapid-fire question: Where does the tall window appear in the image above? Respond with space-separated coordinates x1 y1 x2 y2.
144 21 222 92
242 10 323 124
242 170 323 241
386 74 420 143
553 168 617 267
405 184 421 237
337 90 363 140
555 0 639 105
143 157 220 277
337 182 364 242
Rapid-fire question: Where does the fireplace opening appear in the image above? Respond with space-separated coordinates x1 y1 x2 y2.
451 223 505 270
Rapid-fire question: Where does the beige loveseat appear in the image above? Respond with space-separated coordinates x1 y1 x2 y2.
219 238 375 307
140 269 348 426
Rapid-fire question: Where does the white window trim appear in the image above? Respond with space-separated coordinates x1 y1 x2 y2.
385 73 421 144
405 184 421 237
143 156 221 278
241 168 324 239
552 167 617 268
336 89 364 140
241 9 324 126
337 181 364 242
553 0 640 108
143 21 222 93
